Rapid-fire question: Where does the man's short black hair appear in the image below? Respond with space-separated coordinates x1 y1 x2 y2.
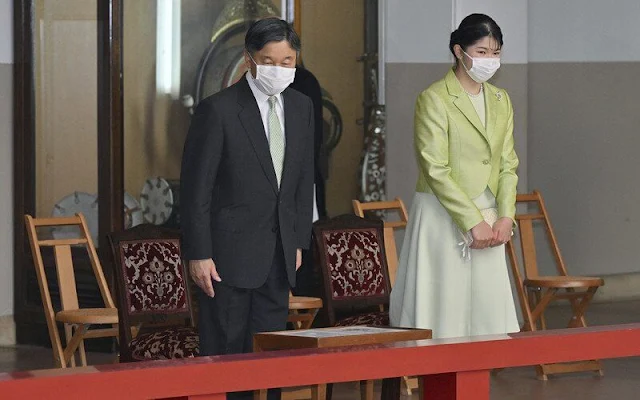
245 18 301 55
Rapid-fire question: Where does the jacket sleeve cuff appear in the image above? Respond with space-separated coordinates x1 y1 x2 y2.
457 213 485 234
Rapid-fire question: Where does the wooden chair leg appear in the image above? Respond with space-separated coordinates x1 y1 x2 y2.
359 380 373 400
61 324 89 368
289 309 302 330
78 338 88 367
529 288 557 330
535 364 548 381
401 376 418 395
312 384 327 400
51 329 65 369
527 290 540 330
567 288 597 328
64 324 76 368
533 291 547 329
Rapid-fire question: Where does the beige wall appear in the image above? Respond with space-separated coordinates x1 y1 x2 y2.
34 0 98 217
300 0 364 216
123 1 190 198
31 0 192 215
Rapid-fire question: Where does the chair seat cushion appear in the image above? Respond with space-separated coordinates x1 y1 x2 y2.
335 311 389 327
130 327 199 360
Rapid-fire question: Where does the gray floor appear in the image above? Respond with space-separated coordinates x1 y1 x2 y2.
1 300 639 399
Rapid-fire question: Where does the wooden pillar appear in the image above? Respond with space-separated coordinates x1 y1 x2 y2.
13 0 37 344
97 0 124 252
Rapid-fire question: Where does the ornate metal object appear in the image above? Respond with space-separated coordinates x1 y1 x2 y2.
210 0 280 46
358 1 386 205
191 0 280 107
360 104 386 203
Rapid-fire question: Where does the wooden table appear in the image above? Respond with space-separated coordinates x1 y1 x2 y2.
254 326 432 400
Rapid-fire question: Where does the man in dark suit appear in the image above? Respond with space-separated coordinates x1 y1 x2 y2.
289 66 327 219
289 66 327 300
180 18 314 398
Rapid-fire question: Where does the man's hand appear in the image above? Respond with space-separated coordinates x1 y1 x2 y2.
189 259 221 297
491 217 513 247
296 249 303 270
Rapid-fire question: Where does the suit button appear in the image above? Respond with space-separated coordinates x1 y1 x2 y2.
272 226 279 233
483 160 490 165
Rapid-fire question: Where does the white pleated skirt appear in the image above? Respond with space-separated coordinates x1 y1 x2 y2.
389 190 519 339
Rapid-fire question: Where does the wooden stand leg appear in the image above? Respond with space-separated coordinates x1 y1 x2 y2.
421 371 489 400
359 380 374 400
311 384 326 400
63 324 76 368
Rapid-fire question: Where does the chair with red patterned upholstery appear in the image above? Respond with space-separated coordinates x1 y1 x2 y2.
313 214 391 328
107 224 198 362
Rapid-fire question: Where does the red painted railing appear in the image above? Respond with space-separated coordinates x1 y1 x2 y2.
2 324 640 400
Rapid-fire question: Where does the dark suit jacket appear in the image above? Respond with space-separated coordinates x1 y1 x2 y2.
180 77 315 289
289 66 327 218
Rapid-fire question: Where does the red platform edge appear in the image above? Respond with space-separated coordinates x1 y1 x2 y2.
1 324 639 399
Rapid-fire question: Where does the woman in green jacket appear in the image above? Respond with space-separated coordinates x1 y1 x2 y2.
389 14 520 338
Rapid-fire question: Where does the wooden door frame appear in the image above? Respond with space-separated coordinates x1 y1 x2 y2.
12 0 124 345
13 0 37 344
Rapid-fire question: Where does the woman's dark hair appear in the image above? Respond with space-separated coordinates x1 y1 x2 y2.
245 18 301 55
449 14 503 56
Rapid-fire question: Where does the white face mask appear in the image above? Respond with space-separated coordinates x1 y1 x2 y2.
249 54 296 96
461 50 500 83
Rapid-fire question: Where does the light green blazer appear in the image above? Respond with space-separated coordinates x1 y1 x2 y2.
414 68 519 232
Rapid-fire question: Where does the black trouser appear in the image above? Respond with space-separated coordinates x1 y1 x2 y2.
198 240 289 400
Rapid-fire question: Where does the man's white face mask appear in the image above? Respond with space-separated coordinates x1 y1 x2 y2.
249 53 296 96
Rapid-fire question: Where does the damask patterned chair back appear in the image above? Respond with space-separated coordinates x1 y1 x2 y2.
312 214 391 327
108 224 198 362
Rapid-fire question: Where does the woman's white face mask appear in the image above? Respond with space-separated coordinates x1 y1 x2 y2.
461 50 500 83
249 53 296 96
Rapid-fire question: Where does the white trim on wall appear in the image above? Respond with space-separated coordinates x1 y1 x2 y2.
0 0 13 63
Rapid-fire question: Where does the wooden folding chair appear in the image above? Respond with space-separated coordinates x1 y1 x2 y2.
352 197 409 287
25 213 119 368
506 190 605 380
288 292 323 330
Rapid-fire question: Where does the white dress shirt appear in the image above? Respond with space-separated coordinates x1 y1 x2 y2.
245 71 320 223
246 72 285 142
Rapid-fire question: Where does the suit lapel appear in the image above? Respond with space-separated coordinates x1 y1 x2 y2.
453 96 488 141
484 84 498 144
281 88 302 190
446 69 490 145
236 78 279 195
